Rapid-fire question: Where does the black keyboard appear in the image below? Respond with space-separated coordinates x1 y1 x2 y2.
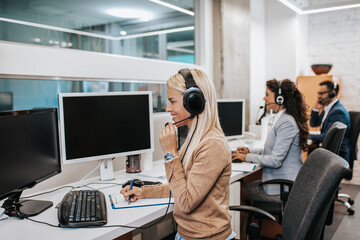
58 190 107 228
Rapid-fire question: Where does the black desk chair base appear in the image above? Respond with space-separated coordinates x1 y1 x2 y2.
336 193 355 215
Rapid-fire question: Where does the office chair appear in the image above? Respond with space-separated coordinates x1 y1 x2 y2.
253 121 348 227
230 148 350 240
336 111 360 215
321 121 347 156
320 121 347 224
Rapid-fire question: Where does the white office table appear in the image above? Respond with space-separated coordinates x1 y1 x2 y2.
0 161 261 240
227 137 265 152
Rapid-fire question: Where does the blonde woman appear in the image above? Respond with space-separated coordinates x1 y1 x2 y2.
121 69 235 240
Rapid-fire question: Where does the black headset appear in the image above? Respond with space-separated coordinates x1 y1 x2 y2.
328 81 337 98
178 68 206 116
275 81 285 105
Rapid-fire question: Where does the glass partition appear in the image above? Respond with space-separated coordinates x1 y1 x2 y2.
0 0 195 64
0 78 167 112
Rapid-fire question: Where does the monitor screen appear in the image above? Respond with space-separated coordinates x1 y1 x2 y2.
0 92 13 111
217 99 245 139
0 108 61 215
58 91 154 164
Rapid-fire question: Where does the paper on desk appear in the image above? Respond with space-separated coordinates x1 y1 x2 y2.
232 163 257 172
109 194 174 209
137 166 167 179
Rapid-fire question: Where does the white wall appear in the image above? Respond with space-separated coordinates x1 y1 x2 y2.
250 0 266 125
195 0 214 80
295 14 309 76
265 0 298 81
306 7 360 111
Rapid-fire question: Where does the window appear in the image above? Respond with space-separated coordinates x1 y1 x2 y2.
0 0 195 64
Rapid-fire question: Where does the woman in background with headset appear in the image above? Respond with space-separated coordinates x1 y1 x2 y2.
121 69 236 240
232 79 308 205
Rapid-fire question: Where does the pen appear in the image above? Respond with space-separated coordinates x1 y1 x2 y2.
128 178 134 205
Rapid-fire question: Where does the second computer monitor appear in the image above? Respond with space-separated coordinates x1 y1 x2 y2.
217 99 245 139
58 91 154 165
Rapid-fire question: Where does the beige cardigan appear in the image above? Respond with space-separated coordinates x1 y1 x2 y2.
142 128 232 240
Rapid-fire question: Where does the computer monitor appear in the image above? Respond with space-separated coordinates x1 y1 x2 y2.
58 91 154 181
0 92 13 111
217 99 245 140
0 108 61 216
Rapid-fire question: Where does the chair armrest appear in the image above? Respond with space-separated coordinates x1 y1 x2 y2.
259 179 294 205
230 205 276 239
230 205 276 221
259 179 294 187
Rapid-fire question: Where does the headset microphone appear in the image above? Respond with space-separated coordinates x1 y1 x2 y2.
266 102 277 106
165 114 194 127
256 105 267 125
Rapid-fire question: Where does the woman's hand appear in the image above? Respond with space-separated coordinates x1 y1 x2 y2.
120 186 143 202
237 147 249 154
159 122 178 155
232 146 249 162
232 152 247 162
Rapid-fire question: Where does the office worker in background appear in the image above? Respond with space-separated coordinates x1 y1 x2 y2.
232 79 308 199
121 69 235 240
309 80 350 162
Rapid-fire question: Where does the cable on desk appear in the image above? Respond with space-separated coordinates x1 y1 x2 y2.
25 216 61 228
19 180 123 200
81 181 123 190
19 185 76 199
79 160 103 183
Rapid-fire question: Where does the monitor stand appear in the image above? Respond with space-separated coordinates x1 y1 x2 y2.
99 159 115 181
18 199 53 216
2 192 53 217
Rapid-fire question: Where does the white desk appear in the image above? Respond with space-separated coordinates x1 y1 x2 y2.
0 162 261 240
228 137 265 152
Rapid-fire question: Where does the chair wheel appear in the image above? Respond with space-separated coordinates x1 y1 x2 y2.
348 199 355 205
275 234 283 240
348 208 355 215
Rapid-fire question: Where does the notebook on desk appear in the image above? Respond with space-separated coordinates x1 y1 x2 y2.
232 162 257 172
109 194 174 209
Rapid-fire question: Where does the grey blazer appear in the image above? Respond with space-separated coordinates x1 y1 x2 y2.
246 112 303 195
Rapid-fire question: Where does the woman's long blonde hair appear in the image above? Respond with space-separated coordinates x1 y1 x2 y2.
167 69 224 171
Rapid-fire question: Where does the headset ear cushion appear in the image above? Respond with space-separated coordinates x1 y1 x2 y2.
275 95 285 105
329 91 335 98
183 87 206 115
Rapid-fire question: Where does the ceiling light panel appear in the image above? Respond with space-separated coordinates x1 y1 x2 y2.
278 0 360 14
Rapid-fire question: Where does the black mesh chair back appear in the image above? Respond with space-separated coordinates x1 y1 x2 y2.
282 148 349 240
321 121 347 155
348 111 360 179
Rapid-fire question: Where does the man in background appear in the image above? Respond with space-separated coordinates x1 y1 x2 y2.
309 80 350 162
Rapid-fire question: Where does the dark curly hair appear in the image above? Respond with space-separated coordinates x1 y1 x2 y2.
266 79 309 150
